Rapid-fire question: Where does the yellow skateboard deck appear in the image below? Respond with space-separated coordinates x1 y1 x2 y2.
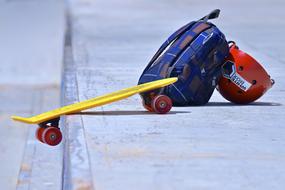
11 77 178 125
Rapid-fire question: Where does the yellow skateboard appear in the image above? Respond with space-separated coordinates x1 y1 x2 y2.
11 77 177 146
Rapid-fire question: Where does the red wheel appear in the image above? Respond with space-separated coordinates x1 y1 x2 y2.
142 99 154 112
151 95 172 114
35 127 45 143
42 127 62 146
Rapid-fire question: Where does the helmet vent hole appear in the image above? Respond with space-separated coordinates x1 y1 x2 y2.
237 90 243 94
238 66 244 71
252 80 257 85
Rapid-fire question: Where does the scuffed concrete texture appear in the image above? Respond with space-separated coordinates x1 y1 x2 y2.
0 111 28 190
15 86 63 190
64 0 285 189
0 86 62 190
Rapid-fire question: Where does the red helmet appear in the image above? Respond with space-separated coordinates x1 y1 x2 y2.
217 42 275 104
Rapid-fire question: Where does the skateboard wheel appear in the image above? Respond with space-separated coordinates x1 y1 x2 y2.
151 95 172 114
142 99 154 112
42 127 62 146
35 127 45 143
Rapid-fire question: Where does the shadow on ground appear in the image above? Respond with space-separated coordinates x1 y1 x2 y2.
73 110 190 116
204 102 282 107
69 102 281 116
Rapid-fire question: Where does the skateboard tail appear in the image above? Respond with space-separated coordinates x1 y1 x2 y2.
11 116 35 124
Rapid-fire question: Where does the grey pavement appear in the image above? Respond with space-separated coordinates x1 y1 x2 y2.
0 1 65 190
64 0 285 190
1 0 285 190
0 0 65 85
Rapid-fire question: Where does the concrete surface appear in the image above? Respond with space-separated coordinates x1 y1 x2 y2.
64 0 285 190
0 0 65 190
0 0 65 85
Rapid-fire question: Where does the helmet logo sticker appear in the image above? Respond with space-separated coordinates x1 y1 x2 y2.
222 61 252 91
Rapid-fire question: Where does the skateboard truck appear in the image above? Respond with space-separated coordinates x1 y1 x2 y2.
39 117 60 128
